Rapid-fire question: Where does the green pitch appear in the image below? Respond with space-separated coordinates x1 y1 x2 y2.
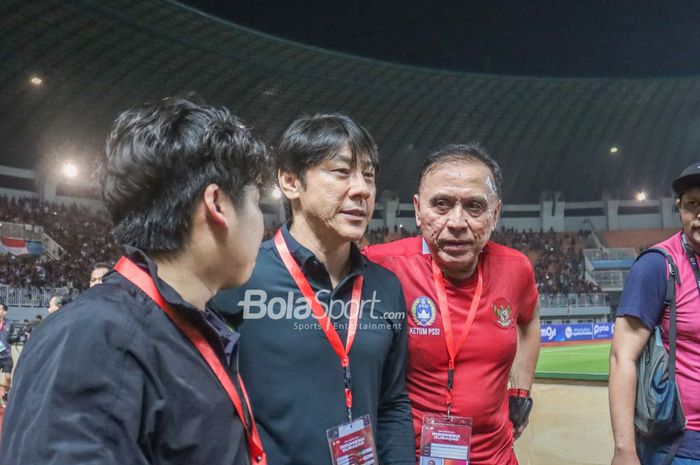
535 343 611 380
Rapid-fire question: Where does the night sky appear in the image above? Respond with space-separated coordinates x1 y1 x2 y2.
182 0 700 78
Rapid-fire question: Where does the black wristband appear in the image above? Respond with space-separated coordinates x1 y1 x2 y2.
509 395 533 429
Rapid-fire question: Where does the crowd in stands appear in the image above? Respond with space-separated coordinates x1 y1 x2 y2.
361 225 603 298
362 226 417 246
491 228 602 295
0 196 605 300
0 196 120 290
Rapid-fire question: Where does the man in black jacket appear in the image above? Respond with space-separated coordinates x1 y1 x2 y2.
0 97 270 465
211 114 415 465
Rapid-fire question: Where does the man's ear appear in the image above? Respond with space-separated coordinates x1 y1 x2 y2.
413 194 422 229
278 169 302 201
203 184 228 227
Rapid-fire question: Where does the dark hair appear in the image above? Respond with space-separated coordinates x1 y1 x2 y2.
0 303 6 312
102 96 270 255
276 113 379 219
92 262 109 271
417 143 502 198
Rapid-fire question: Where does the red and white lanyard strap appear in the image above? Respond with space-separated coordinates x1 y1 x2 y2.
274 230 363 422
431 260 483 417
114 257 267 465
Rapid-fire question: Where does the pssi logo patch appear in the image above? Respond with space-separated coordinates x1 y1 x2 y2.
492 298 513 328
411 296 437 327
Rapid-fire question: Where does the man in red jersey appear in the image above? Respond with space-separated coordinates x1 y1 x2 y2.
365 144 541 465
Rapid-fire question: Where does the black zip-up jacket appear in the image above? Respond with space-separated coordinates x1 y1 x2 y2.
0 248 251 465
210 225 415 465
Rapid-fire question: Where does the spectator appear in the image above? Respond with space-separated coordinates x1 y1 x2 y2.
89 262 110 287
0 303 12 406
47 295 68 314
0 196 121 290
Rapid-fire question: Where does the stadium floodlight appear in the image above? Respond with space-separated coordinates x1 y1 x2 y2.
29 76 43 86
62 162 78 179
636 191 646 201
271 186 281 199
609 146 618 154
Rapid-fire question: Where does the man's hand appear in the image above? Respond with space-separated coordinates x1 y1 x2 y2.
509 390 533 440
509 304 539 442
513 418 529 440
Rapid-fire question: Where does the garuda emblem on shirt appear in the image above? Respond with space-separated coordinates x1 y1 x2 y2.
492 298 513 328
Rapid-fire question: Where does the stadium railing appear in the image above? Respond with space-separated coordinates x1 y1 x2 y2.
539 293 610 308
0 284 79 307
583 247 636 270
539 293 611 318
583 247 636 260
0 221 65 259
590 269 629 289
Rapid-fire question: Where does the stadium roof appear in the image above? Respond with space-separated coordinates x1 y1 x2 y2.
2 0 700 203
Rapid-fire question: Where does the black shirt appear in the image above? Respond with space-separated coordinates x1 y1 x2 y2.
210 224 415 465
0 247 251 465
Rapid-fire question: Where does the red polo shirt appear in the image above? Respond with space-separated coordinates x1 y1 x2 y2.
365 237 538 465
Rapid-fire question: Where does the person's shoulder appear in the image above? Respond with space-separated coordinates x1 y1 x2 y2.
259 237 276 254
40 281 149 336
634 248 670 270
250 238 282 269
19 281 148 368
626 250 668 284
210 239 278 314
233 238 280 283
362 254 403 284
364 236 423 260
616 248 667 328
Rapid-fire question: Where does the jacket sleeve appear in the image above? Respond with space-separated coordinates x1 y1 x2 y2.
375 289 416 465
0 303 151 465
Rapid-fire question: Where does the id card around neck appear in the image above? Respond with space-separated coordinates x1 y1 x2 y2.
327 415 379 465
420 414 473 465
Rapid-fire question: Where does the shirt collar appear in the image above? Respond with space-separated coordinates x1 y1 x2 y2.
118 246 240 353
279 223 365 279
120 245 214 318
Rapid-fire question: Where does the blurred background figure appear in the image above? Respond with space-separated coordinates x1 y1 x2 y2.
47 296 68 314
0 304 13 406
89 263 110 288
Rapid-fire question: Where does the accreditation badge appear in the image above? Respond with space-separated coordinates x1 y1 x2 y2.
419 414 473 465
327 414 379 465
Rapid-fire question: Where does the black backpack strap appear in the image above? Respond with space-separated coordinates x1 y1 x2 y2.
636 248 679 379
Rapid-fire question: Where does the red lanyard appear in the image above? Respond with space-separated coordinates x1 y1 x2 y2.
431 260 483 416
274 230 363 422
114 257 266 465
